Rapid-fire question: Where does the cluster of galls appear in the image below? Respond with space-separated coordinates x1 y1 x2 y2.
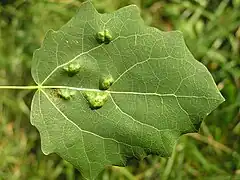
57 30 114 110
96 29 113 44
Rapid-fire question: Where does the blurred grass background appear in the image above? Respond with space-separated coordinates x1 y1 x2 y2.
0 0 240 179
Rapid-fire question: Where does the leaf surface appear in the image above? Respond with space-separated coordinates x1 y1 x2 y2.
30 1 224 179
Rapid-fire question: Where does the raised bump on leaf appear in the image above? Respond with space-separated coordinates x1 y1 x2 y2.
96 29 113 44
63 63 81 77
83 91 109 109
57 89 76 100
96 31 105 44
99 75 114 90
104 30 113 44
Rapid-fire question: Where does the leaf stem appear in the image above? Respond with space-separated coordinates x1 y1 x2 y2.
0 85 39 90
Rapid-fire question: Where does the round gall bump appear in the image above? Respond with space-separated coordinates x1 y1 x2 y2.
83 91 109 110
57 89 76 100
104 30 113 44
99 75 114 90
63 63 81 77
95 29 113 44
96 31 105 44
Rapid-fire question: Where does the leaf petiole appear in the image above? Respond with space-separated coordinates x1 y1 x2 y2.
0 85 39 90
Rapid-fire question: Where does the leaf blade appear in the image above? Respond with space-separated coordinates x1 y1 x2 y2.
31 1 225 179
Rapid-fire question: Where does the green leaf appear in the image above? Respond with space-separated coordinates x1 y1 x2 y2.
30 1 225 179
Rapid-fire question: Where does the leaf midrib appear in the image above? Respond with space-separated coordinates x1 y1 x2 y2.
38 86 220 100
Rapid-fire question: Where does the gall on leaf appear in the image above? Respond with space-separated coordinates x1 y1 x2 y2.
99 75 114 90
96 29 113 44
63 63 81 77
83 91 109 110
57 89 76 100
